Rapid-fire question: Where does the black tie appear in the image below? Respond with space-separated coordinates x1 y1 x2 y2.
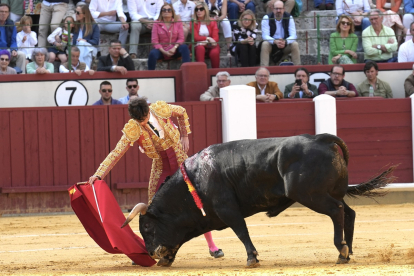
147 122 160 137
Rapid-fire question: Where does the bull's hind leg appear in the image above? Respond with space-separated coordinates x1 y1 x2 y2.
343 200 356 255
294 194 349 264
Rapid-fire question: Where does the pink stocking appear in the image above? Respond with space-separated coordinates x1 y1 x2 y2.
204 231 219 252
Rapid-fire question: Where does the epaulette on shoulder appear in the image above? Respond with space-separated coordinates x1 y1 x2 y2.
149 101 172 119
122 119 141 145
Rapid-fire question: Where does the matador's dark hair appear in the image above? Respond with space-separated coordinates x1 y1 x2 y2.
128 97 149 122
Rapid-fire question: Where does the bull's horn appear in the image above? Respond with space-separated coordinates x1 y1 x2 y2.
121 203 147 228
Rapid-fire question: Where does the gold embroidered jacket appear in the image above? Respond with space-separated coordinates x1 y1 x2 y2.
94 101 191 179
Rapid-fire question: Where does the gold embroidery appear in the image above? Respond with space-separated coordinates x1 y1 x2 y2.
122 119 142 146
150 101 172 119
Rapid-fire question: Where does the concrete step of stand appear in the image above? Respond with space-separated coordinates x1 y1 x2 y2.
295 10 337 30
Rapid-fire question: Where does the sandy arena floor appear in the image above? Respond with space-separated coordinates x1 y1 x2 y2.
1 204 414 276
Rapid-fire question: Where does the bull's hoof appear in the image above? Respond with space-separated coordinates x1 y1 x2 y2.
340 245 349 258
209 249 224 258
246 258 260 268
157 257 173 267
336 254 350 264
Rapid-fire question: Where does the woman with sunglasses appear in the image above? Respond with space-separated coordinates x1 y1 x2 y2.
0 50 16 75
229 10 258 67
73 4 100 68
204 0 232 56
336 0 371 31
329 15 358 64
191 2 220 68
148 3 190 70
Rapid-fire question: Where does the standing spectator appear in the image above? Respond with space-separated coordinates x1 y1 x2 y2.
93 81 123 105
128 0 164 59
404 64 414 97
230 10 257 67
16 15 38 65
0 49 16 74
26 47 55 74
318 65 358 97
227 0 255 22
119 78 140 104
200 71 231 101
147 3 190 70
0 0 25 22
356 61 393 98
97 39 135 73
0 3 26 73
205 0 232 55
284 67 318 98
398 22 414 62
38 1 68 47
329 15 358 64
362 9 398 62
173 0 195 40
260 0 300 66
336 0 371 30
47 15 75 64
73 4 100 68
89 0 129 48
247 67 283 102
376 0 405 42
191 2 220 68
59 46 95 75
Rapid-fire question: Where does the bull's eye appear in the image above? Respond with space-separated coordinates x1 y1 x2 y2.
144 223 150 229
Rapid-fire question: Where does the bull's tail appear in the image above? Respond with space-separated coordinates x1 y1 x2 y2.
346 165 398 199
315 133 349 166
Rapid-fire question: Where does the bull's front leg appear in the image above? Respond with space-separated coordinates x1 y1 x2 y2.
215 206 260 267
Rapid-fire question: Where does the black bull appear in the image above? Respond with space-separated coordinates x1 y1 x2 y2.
122 134 396 267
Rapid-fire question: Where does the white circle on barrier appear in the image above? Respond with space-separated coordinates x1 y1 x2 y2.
309 73 330 88
55 80 89 106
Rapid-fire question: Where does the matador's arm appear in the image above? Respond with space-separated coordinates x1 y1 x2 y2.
170 104 191 137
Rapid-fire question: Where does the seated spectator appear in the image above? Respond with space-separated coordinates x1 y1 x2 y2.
284 67 318 98
59 46 95 75
329 15 358 64
97 39 135 74
128 0 164 59
260 1 300 66
357 61 393 97
47 16 75 64
0 49 16 74
89 0 129 48
93 81 123 105
266 0 296 15
318 65 358 97
376 0 405 42
26 47 55 74
148 3 190 70
227 0 255 22
362 9 398 63
119 78 140 104
173 0 196 40
205 0 232 55
16 15 38 65
191 2 220 68
398 22 414 62
336 0 371 31
38 1 68 47
0 3 26 73
200 71 231 101
1 0 25 22
403 0 414 38
73 4 100 68
230 10 258 67
247 67 283 102
404 64 414 97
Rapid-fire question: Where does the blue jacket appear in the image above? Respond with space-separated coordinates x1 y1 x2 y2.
73 24 100 46
93 98 123 105
405 0 414 13
0 18 18 51
314 0 334 7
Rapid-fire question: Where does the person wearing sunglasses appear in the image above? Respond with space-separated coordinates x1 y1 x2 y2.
72 4 100 68
0 50 16 75
119 78 141 104
329 15 358 64
191 2 220 68
147 3 190 70
93 81 123 105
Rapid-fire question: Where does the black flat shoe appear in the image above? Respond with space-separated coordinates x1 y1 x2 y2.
209 249 224 258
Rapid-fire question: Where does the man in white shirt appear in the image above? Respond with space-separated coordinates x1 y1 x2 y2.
398 22 414 63
173 0 195 40
38 0 68 47
59 46 95 75
128 0 164 57
89 0 129 48
260 0 300 66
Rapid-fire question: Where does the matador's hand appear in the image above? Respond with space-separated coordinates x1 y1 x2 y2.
88 175 100 185
180 136 189 153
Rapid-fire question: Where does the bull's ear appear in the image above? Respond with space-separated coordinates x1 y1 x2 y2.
145 205 161 218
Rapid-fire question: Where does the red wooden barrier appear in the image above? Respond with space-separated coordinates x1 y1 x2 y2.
337 98 413 184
